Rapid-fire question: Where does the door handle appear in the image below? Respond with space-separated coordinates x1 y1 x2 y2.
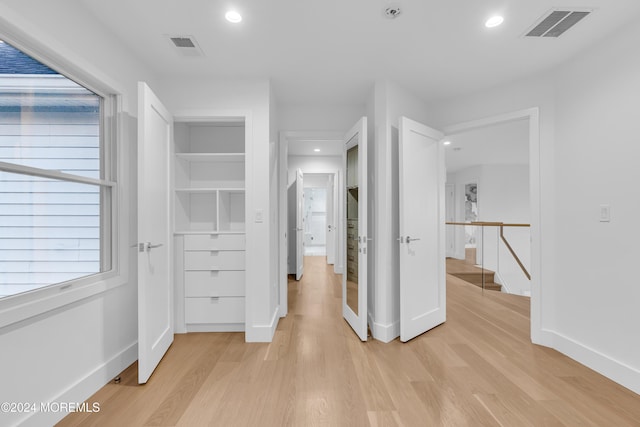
145 242 163 252
296 228 303 231
406 236 421 243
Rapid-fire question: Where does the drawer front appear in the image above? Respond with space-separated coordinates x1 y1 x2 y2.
184 233 245 251
185 297 245 324
185 270 245 297
185 250 245 270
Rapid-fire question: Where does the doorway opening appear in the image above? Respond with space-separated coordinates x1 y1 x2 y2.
278 131 344 318
442 108 541 341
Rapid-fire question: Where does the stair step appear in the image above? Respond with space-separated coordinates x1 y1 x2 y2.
450 273 502 291
451 271 495 284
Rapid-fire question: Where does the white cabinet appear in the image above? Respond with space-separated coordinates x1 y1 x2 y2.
173 121 246 332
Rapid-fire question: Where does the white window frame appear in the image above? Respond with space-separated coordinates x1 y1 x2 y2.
0 30 128 329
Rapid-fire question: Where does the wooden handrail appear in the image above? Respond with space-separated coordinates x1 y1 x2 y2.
445 221 530 227
445 221 531 280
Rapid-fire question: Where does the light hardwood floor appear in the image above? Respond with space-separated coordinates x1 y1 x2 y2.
59 256 640 426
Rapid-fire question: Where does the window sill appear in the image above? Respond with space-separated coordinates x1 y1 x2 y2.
0 270 128 329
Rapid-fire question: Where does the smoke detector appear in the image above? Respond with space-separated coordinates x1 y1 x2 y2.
384 6 402 19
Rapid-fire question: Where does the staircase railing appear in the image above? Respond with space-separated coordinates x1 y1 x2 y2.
446 221 531 294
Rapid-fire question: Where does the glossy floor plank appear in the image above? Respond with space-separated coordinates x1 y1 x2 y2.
59 256 640 426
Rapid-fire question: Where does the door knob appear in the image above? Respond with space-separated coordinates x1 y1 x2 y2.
145 242 163 252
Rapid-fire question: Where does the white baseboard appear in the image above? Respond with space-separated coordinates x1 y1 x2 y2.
549 330 640 395
369 314 399 343
245 307 279 342
20 342 137 427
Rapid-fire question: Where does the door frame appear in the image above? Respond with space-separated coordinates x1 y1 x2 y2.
442 107 541 343
278 131 344 318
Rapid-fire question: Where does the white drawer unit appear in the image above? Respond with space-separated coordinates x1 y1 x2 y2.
185 297 245 324
184 233 245 251
185 270 245 297
184 250 245 271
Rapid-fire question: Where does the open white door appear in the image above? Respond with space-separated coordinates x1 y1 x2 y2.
326 174 335 265
399 117 445 342
137 82 173 383
343 117 368 341
295 169 304 280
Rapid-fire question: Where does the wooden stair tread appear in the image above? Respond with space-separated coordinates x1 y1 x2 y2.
446 257 502 292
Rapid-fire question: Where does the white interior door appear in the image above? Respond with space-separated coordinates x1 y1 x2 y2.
398 117 445 342
343 117 368 341
295 169 304 280
326 174 335 265
137 82 173 383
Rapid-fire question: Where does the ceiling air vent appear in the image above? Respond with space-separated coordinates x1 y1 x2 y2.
166 35 204 57
525 9 592 38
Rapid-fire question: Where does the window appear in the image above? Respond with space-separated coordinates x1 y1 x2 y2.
0 40 115 300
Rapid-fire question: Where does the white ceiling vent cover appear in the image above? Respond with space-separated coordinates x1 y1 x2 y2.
166 35 204 57
525 9 592 38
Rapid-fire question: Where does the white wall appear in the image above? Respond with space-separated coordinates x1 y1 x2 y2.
278 104 363 131
269 86 280 329
156 77 276 343
551 20 640 394
0 2 155 426
481 165 530 295
433 19 640 395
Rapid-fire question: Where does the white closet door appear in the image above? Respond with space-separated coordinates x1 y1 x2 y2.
343 117 368 341
398 117 446 342
295 169 304 280
326 174 335 265
137 82 174 383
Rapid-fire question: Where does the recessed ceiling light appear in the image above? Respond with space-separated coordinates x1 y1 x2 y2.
225 11 242 23
443 141 451 146
314 148 321 152
485 15 504 28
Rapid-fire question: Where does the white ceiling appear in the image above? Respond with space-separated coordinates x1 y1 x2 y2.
80 0 640 106
444 119 529 173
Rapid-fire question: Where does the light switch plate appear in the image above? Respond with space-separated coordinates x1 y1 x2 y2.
255 208 264 223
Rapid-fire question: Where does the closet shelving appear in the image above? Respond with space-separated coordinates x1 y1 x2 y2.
173 121 246 333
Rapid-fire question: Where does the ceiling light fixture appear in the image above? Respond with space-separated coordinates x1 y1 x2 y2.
225 11 242 23
485 15 504 28
443 141 451 146
314 148 321 152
